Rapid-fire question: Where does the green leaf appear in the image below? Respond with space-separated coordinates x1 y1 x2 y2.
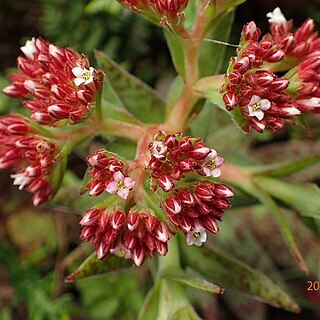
65 252 132 282
247 184 309 274
95 50 165 123
165 76 184 118
164 31 186 78
255 177 320 219
246 206 320 277
248 152 320 177
199 11 235 76
224 292 267 320
157 279 194 320
138 281 161 320
179 238 301 313
101 100 143 125
172 305 202 320
163 270 224 295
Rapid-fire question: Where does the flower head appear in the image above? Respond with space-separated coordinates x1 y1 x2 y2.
147 131 217 191
86 150 135 199
80 208 173 266
0 115 57 205
3 38 102 125
165 181 234 245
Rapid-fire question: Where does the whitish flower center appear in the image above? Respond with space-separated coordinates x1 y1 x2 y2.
205 159 216 170
81 70 92 81
118 248 126 257
117 180 125 189
193 232 201 240
252 103 261 111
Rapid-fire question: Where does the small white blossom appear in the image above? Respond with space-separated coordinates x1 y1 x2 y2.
186 225 207 246
72 66 95 86
201 149 224 178
21 38 37 60
247 95 271 120
11 172 31 190
266 7 287 25
150 141 167 159
110 243 131 259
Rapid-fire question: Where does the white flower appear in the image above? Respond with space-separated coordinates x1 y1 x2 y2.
20 38 37 60
11 172 31 190
105 171 135 200
201 149 224 178
72 66 95 86
150 141 167 159
247 95 271 120
110 243 131 259
266 7 287 25
186 224 207 246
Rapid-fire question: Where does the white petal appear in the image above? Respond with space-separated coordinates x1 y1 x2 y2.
117 188 129 200
106 181 118 194
248 106 255 116
211 168 221 178
206 149 217 160
124 177 135 189
253 110 265 121
249 95 261 105
215 156 224 167
72 67 84 77
74 78 85 87
260 99 271 110
114 171 124 182
84 77 94 85
203 167 212 177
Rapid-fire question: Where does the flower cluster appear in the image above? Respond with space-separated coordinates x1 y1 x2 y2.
80 208 173 266
265 8 320 59
221 20 301 133
0 115 57 205
117 0 188 28
86 150 135 200
289 51 320 114
3 38 102 125
165 181 234 246
221 8 320 133
147 131 224 191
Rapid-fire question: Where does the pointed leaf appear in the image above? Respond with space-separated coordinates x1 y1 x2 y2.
138 281 161 320
238 180 308 274
163 270 224 295
102 99 143 125
256 177 320 219
95 50 165 123
173 305 202 320
164 31 186 78
199 11 235 76
179 238 301 313
248 152 320 177
247 206 320 277
65 252 132 282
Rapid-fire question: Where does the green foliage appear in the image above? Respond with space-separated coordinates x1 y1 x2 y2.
95 50 166 123
179 237 301 313
0 243 72 320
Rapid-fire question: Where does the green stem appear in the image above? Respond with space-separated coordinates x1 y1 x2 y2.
102 118 147 141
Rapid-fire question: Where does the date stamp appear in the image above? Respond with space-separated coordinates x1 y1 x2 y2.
307 281 320 291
